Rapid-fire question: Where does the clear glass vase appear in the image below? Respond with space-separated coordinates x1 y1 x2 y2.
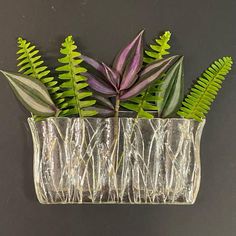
28 117 205 205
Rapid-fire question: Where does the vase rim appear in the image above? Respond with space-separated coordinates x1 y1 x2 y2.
27 117 206 123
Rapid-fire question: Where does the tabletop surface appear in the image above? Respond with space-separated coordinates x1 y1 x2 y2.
0 0 235 235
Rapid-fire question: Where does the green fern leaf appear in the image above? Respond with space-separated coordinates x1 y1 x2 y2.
56 36 97 117
121 83 162 118
144 31 171 63
177 57 233 122
17 37 63 106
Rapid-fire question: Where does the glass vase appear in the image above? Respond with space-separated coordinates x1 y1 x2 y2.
28 117 205 204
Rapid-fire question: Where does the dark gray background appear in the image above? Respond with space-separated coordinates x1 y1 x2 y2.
0 0 235 235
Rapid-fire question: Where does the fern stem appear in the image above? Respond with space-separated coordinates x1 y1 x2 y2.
157 34 171 60
68 48 82 117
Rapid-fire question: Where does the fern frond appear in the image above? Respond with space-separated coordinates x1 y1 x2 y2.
144 31 171 63
121 81 162 118
177 57 233 122
17 37 63 106
56 36 97 117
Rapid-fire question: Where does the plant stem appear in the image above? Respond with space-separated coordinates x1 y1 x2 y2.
110 95 120 186
114 95 120 145
114 95 120 119
113 95 120 147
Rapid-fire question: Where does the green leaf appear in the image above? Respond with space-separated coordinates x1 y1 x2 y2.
81 109 99 117
121 89 159 118
144 31 171 63
1 71 58 116
177 56 233 122
56 36 97 117
138 109 154 119
121 102 139 112
157 56 184 117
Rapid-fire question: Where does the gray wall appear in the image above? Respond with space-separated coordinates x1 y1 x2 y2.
0 0 235 235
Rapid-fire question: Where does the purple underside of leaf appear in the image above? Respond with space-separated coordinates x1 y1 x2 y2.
140 56 176 76
91 106 114 116
91 92 114 109
81 55 106 76
102 63 120 89
112 30 144 76
85 72 117 96
81 55 119 90
119 33 144 90
120 55 179 100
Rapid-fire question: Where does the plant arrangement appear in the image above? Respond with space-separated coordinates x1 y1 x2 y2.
1 30 233 122
1 31 233 124
1 30 234 204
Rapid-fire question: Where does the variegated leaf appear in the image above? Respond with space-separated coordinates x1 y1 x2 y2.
1 71 59 116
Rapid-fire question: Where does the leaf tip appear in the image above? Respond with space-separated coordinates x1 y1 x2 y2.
165 31 171 36
0 70 7 77
65 35 74 43
138 29 145 36
179 55 184 62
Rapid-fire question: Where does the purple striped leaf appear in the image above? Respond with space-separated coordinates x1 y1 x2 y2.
102 63 120 89
91 92 114 109
82 55 119 90
81 55 106 76
85 72 117 96
1 71 59 116
120 31 143 90
120 56 179 100
113 30 144 76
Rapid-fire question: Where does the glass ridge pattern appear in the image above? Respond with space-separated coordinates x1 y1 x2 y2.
28 117 205 204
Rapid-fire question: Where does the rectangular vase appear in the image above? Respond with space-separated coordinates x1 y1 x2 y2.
28 117 205 204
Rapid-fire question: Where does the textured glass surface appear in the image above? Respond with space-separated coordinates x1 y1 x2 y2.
28 117 205 204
